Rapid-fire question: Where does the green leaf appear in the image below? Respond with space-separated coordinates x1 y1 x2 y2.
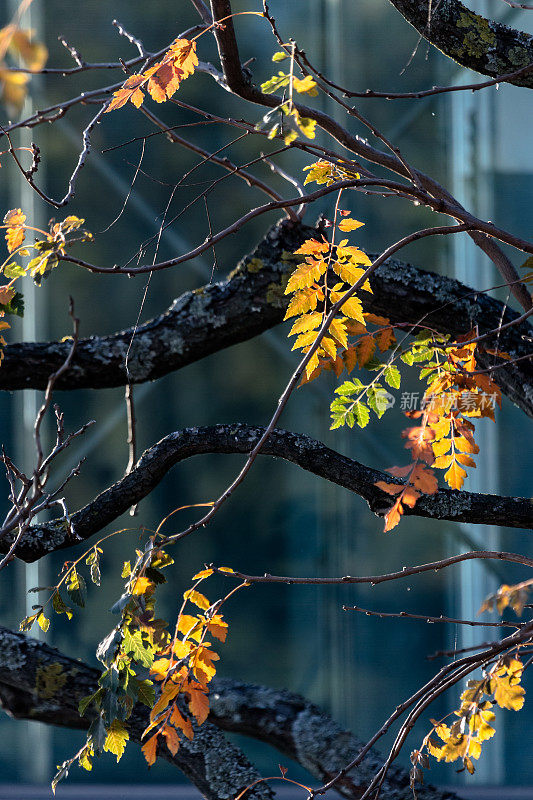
3 290 24 316
88 715 107 754
401 350 414 365
261 71 290 94
79 688 104 717
135 679 156 708
104 720 129 762
122 628 154 668
3 263 27 279
363 357 384 371
384 364 401 389
66 567 87 607
335 379 363 395
354 402 370 428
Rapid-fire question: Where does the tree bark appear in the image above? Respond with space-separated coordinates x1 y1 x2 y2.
3 423 531 563
0 625 272 800
0 625 459 800
1 219 532 417
387 0 533 88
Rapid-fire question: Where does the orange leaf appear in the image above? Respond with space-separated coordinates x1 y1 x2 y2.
206 614 228 643
410 464 438 494
105 74 145 112
188 687 210 724
170 706 194 740
0 286 15 306
356 335 376 366
383 497 403 532
141 732 159 766
375 481 403 496
294 238 329 256
162 723 181 755
338 217 364 232
132 576 153 595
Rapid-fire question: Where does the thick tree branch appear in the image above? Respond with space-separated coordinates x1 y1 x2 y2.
0 625 458 800
387 0 533 88
2 424 531 563
1 219 532 416
0 626 272 800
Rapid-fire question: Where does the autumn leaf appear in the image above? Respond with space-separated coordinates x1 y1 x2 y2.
285 259 327 293
338 217 364 232
192 568 214 580
292 75 318 96
183 589 210 611
162 724 180 755
410 464 438 494
284 289 318 319
106 74 145 112
289 311 322 336
170 39 198 78
493 675 525 711
443 460 467 490
132 576 153 595
170 706 194 739
141 732 159 766
206 613 228 642
103 720 129 762
188 686 210 724
356 335 376 367
294 238 329 256
4 208 26 252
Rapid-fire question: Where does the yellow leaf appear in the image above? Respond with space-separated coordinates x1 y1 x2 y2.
132 576 153 595
289 311 322 337
433 454 453 470
493 675 525 711
432 438 451 457
284 288 318 320
329 317 348 348
292 330 319 351
103 720 129 762
285 259 327 294
192 568 214 580
331 291 365 323
444 461 467 490
177 614 203 637
338 218 364 232
292 75 318 96
0 69 29 111
332 260 368 288
183 589 210 611
305 349 320 379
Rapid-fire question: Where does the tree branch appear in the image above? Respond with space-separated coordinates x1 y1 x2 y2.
0 626 272 800
0 625 459 800
1 219 532 416
2 424 531 563
387 0 533 88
